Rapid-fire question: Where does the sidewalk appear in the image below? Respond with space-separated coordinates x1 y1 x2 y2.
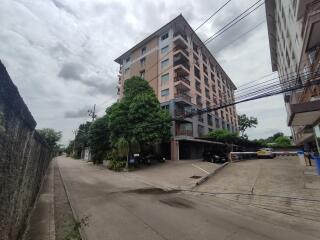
23 161 55 240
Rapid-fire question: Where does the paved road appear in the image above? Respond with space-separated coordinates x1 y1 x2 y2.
57 156 320 240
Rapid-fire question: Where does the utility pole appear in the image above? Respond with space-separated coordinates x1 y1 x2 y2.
88 104 97 122
72 129 78 156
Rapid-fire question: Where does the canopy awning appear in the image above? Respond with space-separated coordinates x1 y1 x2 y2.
288 100 320 126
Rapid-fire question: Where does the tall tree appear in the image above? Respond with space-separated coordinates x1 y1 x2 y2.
238 114 258 137
88 116 110 164
107 77 171 151
37 128 62 150
74 121 92 158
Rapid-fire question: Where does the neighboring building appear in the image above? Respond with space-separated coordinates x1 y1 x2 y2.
265 0 320 150
115 14 238 160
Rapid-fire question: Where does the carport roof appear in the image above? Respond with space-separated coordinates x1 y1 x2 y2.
176 137 225 145
288 100 320 126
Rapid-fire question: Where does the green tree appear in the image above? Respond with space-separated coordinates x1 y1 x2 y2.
206 129 238 142
107 77 171 151
74 122 92 158
274 135 291 147
88 116 110 164
116 137 130 168
37 128 62 150
238 114 258 137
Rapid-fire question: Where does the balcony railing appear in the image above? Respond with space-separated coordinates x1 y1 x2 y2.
173 53 190 71
174 93 192 103
174 76 190 85
173 32 188 43
173 46 189 56
176 129 193 137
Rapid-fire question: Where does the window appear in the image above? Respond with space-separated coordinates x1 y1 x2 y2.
140 58 146 67
162 105 169 111
161 32 169 41
204 76 209 86
126 56 130 63
208 114 213 126
141 46 146 55
198 125 205 137
161 73 169 86
161 59 169 69
205 88 210 99
215 118 220 128
161 88 169 96
124 67 130 74
195 81 201 93
140 70 145 79
194 66 200 79
161 45 169 54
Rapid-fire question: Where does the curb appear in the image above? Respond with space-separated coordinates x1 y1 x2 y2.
193 162 229 188
56 159 88 240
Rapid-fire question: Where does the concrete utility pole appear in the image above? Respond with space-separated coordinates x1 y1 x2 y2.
88 104 97 121
72 129 78 156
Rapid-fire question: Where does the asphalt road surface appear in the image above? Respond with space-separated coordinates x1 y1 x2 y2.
56 156 320 240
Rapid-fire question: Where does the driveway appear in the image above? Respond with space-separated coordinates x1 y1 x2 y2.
195 156 320 222
126 160 222 189
56 156 320 240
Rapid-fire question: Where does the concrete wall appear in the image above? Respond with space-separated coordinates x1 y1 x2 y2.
0 61 52 240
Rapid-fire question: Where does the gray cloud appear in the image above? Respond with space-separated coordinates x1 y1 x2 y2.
58 62 85 80
64 106 90 119
58 62 117 96
0 0 290 144
51 0 75 15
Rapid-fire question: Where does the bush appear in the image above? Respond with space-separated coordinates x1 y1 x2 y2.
107 159 126 171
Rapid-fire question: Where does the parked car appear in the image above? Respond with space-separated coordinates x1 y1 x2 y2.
256 148 275 158
203 150 227 164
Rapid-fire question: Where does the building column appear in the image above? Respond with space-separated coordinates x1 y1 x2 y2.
170 139 179 161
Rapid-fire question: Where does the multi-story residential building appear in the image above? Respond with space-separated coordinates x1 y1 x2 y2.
266 0 320 151
115 15 238 160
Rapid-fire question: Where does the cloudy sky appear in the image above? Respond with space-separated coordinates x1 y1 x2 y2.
0 0 291 145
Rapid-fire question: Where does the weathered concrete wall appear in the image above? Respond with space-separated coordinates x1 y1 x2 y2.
0 61 52 240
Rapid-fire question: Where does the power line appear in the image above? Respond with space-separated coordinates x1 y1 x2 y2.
204 1 265 45
214 20 266 54
188 71 320 117
194 0 233 31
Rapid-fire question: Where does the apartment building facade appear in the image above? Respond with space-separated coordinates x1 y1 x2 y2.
115 15 238 160
266 0 320 150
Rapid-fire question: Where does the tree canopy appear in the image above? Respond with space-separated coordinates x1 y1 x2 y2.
238 114 258 138
37 128 62 150
73 121 92 158
206 129 238 142
107 77 171 149
88 116 110 164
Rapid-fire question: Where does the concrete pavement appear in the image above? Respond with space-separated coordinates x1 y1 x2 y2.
56 156 320 240
23 162 55 240
126 160 223 190
195 156 320 222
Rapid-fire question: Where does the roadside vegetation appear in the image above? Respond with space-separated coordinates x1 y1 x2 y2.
66 77 171 169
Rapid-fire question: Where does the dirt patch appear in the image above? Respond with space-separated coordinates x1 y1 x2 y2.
128 187 180 195
159 197 195 209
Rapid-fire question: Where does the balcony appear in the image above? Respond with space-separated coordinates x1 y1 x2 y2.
173 31 188 48
173 46 189 57
174 53 190 76
174 92 192 103
196 99 202 108
176 123 193 137
176 129 193 137
174 75 190 86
